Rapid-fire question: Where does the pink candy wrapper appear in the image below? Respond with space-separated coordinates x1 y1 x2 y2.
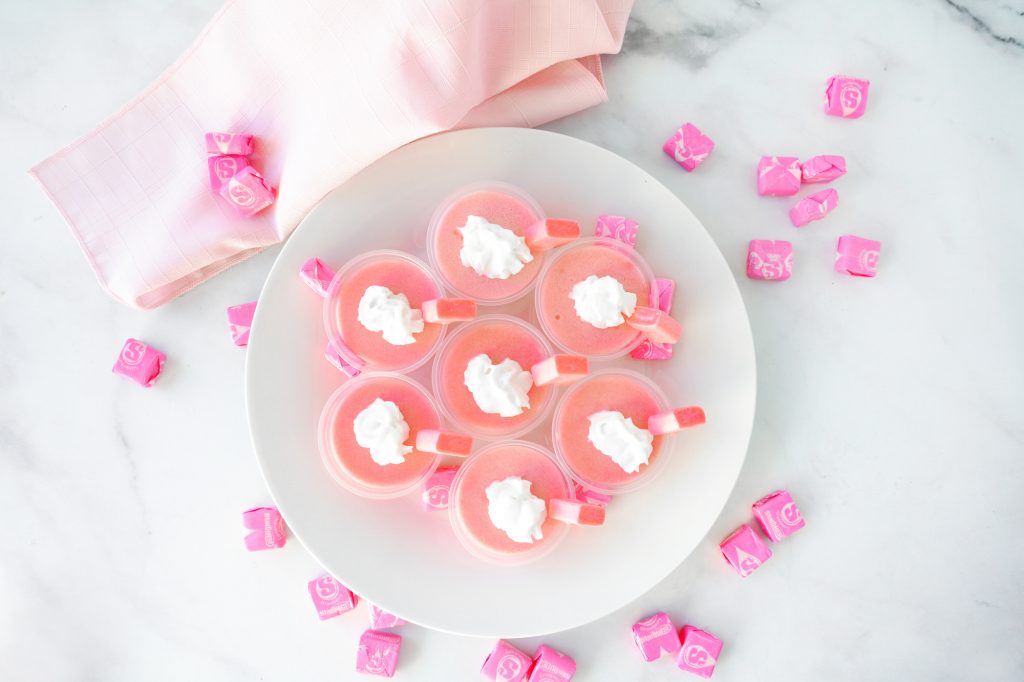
676 626 723 678
356 629 401 678
422 466 459 511
204 131 254 156
800 155 846 184
573 482 612 507
242 506 286 551
824 75 870 119
746 240 793 281
662 123 715 171
207 154 249 194
367 602 407 629
300 257 335 297
226 301 257 347
757 157 801 196
753 490 805 542
720 524 772 577
481 640 533 682
528 645 576 682
221 166 275 218
112 338 166 387
835 235 881 277
594 215 638 247
325 342 363 378
632 612 682 662
308 575 358 620
789 189 838 227
631 277 675 361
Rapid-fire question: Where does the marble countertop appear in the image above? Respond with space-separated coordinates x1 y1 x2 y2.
3 0 1022 680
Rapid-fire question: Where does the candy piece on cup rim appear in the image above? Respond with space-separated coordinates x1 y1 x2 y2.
528 644 576 682
414 429 473 457
325 341 363 377
204 131 254 156
594 214 638 247
800 155 846 184
753 489 805 542
789 189 838 227
676 625 723 678
530 354 589 387
719 524 771 577
662 122 715 172
421 298 477 323
824 75 870 119
631 612 682 662
367 602 407 629
356 629 401 678
746 240 793 281
220 166 275 218
548 498 606 526
226 301 257 347
307 575 358 620
242 506 286 551
422 465 459 511
630 277 675 361
626 306 681 345
112 338 166 388
207 154 250 194
648 406 706 436
573 482 612 507
481 639 533 682
299 257 335 297
757 156 801 196
835 235 881 277
524 218 581 251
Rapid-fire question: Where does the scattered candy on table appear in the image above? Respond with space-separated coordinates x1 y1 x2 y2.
226 301 257 347
421 465 459 511
112 338 166 387
789 188 838 227
242 506 286 551
594 214 638 247
481 640 533 682
631 612 682 662
204 131 255 156
528 644 576 681
663 122 715 171
308 575 358 620
800 155 846 184
719 524 772 577
746 240 793 281
835 235 881 277
367 602 407 629
676 625 722 678
757 156 801 196
525 218 582 251
574 482 612 507
300 257 336 297
631 277 676 361
207 155 250 194
221 166 275 217
824 75 870 119
752 490 805 542
547 498 606 526
356 629 401 678
325 341 363 377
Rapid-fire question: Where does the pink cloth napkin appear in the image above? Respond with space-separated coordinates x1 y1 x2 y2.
30 0 633 309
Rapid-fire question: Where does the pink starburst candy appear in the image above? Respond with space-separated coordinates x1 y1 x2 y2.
631 277 675 361
367 602 406 629
662 123 715 171
800 155 846 184
753 490 805 541
676 625 722 678
220 166 274 218
574 482 612 507
835 235 881 277
481 640 533 682
307 575 357 620
226 301 257 347
746 240 793 281
325 341 363 378
757 157 801 196
627 306 681 344
648 406 706 436
528 645 576 681
548 498 605 526
300 257 335 297
242 506 286 551
204 132 254 156
356 629 401 678
720 524 771 577
421 298 477 323
207 154 250 194
421 465 459 511
632 612 681 662
824 75 870 119
414 430 472 456
525 218 582 251
789 189 838 227
530 355 588 387
595 214 638 247
112 338 166 387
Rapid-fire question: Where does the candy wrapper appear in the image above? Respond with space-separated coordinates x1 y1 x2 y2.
300 257 335 297
573 482 612 507
676 626 723 678
835 235 881 277
752 490 805 541
204 131 254 155
112 338 165 387
367 602 407 629
308 575 358 620
356 629 401 678
207 155 249 194
325 341 363 377
528 645 576 681
242 506 286 551
421 466 459 511
632 612 682 662
481 640 532 682
757 156 801 196
594 215 638 247
746 240 793 281
789 189 838 227
719 524 771 577
800 155 846 184
662 123 715 171
824 75 870 118
226 301 257 347
220 166 274 218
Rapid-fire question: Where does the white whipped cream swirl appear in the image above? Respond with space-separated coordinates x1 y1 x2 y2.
458 215 533 279
353 398 413 466
569 275 637 329
357 285 424 345
463 354 533 417
485 476 546 543
587 410 653 473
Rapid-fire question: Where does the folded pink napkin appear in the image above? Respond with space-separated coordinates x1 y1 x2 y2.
31 0 634 309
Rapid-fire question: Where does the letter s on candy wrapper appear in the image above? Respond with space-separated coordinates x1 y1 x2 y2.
112 338 165 387
481 639 532 682
220 166 274 217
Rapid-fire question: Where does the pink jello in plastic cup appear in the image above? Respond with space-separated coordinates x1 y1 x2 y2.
432 315 556 440
324 250 446 373
449 441 574 565
552 369 674 494
535 237 658 360
318 372 442 499
427 182 545 305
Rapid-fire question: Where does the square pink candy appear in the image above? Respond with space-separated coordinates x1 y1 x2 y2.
226 301 257 347
746 240 793 281
720 524 772 577
308 575 357 620
367 602 406 629
632 612 682 662
801 155 846 184
325 341 363 377
630 277 675 361
356 629 401 678
824 75 870 119
789 189 838 227
594 215 638 247
836 235 881 277
753 490 805 542
242 506 286 551
481 640 532 682
528 645 576 681
207 155 250 194
112 338 165 387
220 166 275 218
676 626 723 678
300 257 335 297
663 123 715 171
757 157 801 196
421 465 458 511
204 131 254 155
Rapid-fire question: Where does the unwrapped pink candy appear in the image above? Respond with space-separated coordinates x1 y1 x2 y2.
824 75 870 119
204 131 254 155
112 338 166 387
631 277 675 361
663 123 715 171
226 301 257 347
746 240 793 281
789 189 838 227
356 629 401 678
242 506 286 551
308 575 357 620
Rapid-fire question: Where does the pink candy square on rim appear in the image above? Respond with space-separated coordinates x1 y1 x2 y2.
719 524 772 577
242 506 286 551
308 575 358 620
757 157 801 196
594 214 638 247
746 240 793 281
356 629 401 678
801 155 846 184
112 338 166 387
481 640 532 682
835 235 881 277
367 602 406 629
663 123 715 171
528 644 576 681
299 257 335 297
226 301 257 347
204 131 255 156
676 625 723 678
632 612 682 662
753 490 805 541
220 166 275 218
421 465 459 511
630 277 675 361
789 189 838 227
824 75 870 119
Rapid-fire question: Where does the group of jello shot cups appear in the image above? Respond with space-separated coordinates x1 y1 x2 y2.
312 182 704 565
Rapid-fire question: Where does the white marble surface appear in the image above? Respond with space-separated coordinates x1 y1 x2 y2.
2 0 1023 679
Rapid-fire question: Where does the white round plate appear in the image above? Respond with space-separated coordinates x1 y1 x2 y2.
246 128 755 638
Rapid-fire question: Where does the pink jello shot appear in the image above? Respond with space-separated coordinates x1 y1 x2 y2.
324 250 446 373
318 372 444 499
427 182 546 305
449 441 574 565
432 315 556 440
536 237 658 360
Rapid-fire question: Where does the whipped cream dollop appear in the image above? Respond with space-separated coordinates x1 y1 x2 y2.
357 285 424 346
463 354 533 417
569 275 637 329
458 215 534 279
485 476 546 543
587 410 654 474
353 398 413 466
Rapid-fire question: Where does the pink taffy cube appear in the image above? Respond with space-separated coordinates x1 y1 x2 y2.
719 525 772 577
242 506 286 551
414 430 472 456
548 499 605 526
422 466 459 511
630 277 675 361
204 131 254 156
207 154 250 194
481 639 533 682
663 123 715 171
595 215 638 247
573 483 612 507
800 155 846 184
757 157 801 196
753 490 805 541
367 602 406 629
627 307 682 344
525 218 581 251
307 575 357 620
112 338 166 387
631 612 682 662
746 240 793 281
676 626 723 678
421 298 477 323
226 301 257 347
325 341 363 378
530 355 589 387
648 406 706 436
300 257 335 297
220 166 275 218
528 645 576 681
824 75 870 119
835 235 881 277
356 630 401 678
789 189 838 227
